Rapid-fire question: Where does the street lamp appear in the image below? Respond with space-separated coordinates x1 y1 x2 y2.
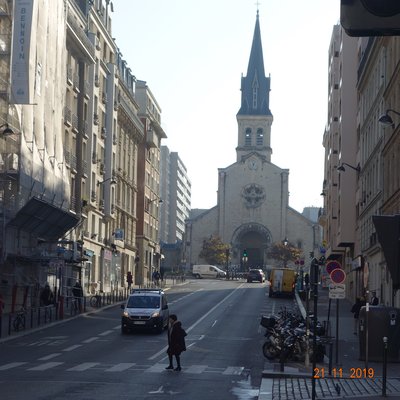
97 177 117 186
378 109 400 128
337 162 360 172
0 123 14 136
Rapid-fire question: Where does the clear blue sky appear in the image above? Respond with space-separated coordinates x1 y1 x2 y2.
112 0 340 212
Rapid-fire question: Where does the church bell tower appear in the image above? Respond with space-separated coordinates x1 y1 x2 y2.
236 11 273 163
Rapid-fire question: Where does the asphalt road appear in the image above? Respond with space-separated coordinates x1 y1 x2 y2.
0 279 295 400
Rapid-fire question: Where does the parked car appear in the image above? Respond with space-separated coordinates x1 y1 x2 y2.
121 289 169 334
247 269 266 283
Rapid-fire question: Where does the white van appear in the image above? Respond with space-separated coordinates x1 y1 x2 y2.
192 265 226 279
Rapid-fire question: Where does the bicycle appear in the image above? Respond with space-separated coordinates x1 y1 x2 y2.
13 307 27 331
89 292 102 308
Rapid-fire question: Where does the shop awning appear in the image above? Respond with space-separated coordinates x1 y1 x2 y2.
7 196 80 240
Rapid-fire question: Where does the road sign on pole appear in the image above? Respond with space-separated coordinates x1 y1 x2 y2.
329 283 346 299
326 261 342 274
330 268 346 284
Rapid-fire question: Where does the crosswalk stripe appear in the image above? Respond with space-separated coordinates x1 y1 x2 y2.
28 362 64 371
0 362 27 370
223 366 244 375
105 363 136 372
67 362 99 371
38 353 61 361
185 365 207 374
146 363 167 373
62 345 82 352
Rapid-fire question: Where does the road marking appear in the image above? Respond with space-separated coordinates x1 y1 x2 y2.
146 363 167 373
62 344 82 352
211 320 218 327
28 362 64 371
105 363 136 372
149 386 164 394
82 337 99 343
223 366 244 375
185 365 207 374
112 325 120 329
98 330 113 336
67 362 99 371
148 284 245 361
38 353 61 361
0 362 27 370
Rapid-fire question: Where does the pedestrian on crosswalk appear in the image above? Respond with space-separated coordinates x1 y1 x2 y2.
165 314 187 371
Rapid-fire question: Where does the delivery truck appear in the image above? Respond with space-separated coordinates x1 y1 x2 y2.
269 268 296 298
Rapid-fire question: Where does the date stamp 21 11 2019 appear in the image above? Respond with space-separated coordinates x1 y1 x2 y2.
313 367 375 379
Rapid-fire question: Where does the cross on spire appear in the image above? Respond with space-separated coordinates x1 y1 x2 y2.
255 0 261 15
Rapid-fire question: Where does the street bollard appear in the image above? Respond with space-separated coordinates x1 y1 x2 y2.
382 336 388 397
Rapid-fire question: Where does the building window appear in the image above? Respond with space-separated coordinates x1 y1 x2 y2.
256 128 263 145
245 128 251 146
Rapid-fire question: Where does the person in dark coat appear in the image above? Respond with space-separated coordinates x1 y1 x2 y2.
371 291 379 306
351 297 365 335
72 281 83 312
40 283 54 306
165 314 187 371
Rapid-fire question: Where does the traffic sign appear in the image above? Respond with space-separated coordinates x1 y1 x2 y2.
326 260 342 274
330 268 346 284
329 283 346 299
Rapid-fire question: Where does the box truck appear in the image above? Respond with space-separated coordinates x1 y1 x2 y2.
269 268 296 298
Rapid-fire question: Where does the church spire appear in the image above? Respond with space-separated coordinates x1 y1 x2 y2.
237 12 272 116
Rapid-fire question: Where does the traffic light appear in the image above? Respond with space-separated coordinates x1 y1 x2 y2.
341 0 400 37
243 249 248 257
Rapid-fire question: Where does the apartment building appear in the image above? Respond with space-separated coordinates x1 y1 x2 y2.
321 26 400 307
135 80 166 285
160 146 191 272
0 0 160 307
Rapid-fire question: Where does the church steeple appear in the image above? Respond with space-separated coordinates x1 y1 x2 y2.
238 12 272 116
236 12 273 163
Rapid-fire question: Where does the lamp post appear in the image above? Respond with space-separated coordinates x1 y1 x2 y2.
283 237 289 268
337 162 360 172
378 108 400 128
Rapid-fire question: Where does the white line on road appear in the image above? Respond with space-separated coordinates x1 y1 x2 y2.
38 353 62 361
105 363 136 372
82 337 99 343
98 330 113 336
211 320 218 328
28 362 64 371
223 366 244 375
0 362 27 370
148 283 245 360
62 344 82 352
67 362 99 371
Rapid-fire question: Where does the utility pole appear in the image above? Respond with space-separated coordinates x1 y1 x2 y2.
310 258 319 400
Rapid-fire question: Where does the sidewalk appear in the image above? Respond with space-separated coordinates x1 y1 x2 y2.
0 277 184 344
258 287 400 399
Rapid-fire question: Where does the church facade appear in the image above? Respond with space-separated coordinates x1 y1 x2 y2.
184 13 319 271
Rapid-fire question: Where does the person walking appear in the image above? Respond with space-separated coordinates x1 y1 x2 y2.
126 271 133 290
351 297 365 335
72 281 83 312
165 314 187 371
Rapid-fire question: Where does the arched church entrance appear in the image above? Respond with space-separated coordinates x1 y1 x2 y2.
231 223 271 270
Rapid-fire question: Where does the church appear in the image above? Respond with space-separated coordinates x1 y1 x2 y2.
184 12 319 271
